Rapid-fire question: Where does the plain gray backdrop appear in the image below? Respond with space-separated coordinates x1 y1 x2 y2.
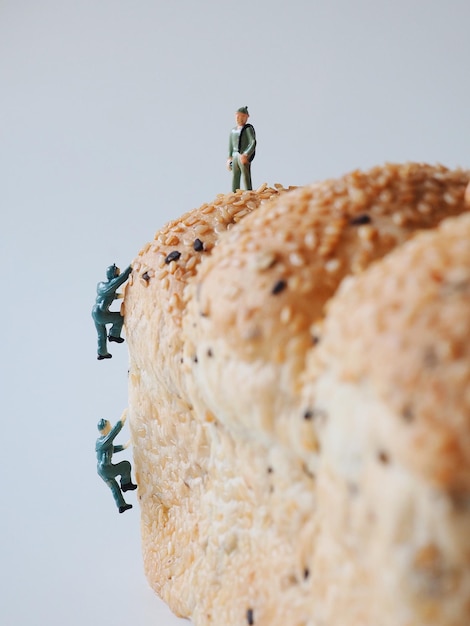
1 1 469 625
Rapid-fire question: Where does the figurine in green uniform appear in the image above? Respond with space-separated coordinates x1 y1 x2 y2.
96 410 137 514
227 106 256 192
92 263 131 360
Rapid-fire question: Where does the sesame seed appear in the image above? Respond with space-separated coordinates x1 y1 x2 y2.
165 234 180 246
378 450 390 464
324 258 340 273
272 279 287 295
402 405 414 423
165 250 181 264
253 251 277 271
349 213 371 226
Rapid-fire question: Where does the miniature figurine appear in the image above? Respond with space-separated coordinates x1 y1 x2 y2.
92 264 132 360
96 410 137 514
226 106 256 192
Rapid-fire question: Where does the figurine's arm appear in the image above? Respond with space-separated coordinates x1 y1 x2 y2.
113 439 131 454
241 126 256 159
99 417 125 447
108 265 132 292
226 132 234 171
96 266 131 300
110 410 128 450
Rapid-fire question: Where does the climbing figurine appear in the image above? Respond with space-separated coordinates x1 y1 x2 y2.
96 410 137 514
226 106 256 192
92 263 132 360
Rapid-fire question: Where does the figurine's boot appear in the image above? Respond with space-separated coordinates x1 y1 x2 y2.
95 321 111 359
121 481 138 492
118 461 136 492
108 477 130 512
108 316 124 343
108 335 124 343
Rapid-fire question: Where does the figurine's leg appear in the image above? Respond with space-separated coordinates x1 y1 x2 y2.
232 155 241 192
99 466 132 513
104 477 128 510
241 162 252 191
94 321 111 358
108 312 124 341
115 460 137 491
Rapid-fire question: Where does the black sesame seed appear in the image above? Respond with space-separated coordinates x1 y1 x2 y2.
312 335 320 345
246 608 254 625
193 238 204 252
165 250 181 264
267 466 273 473
423 346 439 368
449 490 470 512
303 568 310 580
378 450 390 464
193 355 198 363
142 271 150 281
303 408 327 422
271 279 287 295
441 279 470 294
348 482 359 496
302 463 315 479
402 405 414 423
207 348 213 357
349 214 372 226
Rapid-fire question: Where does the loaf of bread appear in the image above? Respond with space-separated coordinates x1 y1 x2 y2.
123 164 470 626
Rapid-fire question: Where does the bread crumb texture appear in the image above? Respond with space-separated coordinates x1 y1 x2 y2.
124 165 470 626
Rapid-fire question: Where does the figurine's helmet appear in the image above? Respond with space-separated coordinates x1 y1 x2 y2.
106 264 119 280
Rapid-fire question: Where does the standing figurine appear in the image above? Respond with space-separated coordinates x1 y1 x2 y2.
92 264 132 360
226 106 256 192
96 410 137 514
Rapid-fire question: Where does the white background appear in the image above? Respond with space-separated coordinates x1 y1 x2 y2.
1 1 469 625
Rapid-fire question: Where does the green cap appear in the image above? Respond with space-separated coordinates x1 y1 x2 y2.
236 106 249 115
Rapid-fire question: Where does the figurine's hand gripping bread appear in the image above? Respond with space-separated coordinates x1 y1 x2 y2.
123 164 470 626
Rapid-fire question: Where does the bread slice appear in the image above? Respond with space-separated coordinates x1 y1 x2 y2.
123 164 470 625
